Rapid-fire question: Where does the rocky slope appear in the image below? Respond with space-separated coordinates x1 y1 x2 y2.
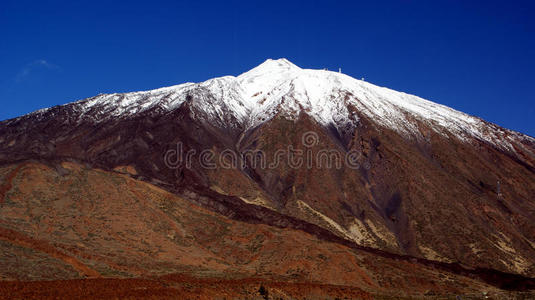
0 161 513 298
0 59 534 297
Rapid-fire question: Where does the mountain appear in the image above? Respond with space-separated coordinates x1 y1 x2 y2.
0 58 534 298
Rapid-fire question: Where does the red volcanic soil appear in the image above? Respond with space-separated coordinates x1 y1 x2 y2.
0 162 533 299
0 226 100 278
0 275 373 300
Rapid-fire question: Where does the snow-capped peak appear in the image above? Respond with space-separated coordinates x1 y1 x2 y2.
8 58 534 154
240 58 300 75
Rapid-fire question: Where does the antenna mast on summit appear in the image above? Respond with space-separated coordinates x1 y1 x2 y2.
338 68 341 73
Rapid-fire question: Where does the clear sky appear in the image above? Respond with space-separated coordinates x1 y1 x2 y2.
1 0 534 136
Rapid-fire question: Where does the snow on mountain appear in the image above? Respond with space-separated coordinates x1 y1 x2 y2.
7 58 534 153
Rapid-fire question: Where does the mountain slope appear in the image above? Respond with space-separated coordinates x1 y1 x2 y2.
0 161 512 298
0 59 534 295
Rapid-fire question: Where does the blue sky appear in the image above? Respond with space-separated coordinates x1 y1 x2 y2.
1 0 534 136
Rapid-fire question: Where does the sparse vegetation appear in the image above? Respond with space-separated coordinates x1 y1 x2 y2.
258 284 268 299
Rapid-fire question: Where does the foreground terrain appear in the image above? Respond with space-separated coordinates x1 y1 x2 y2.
0 162 534 298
